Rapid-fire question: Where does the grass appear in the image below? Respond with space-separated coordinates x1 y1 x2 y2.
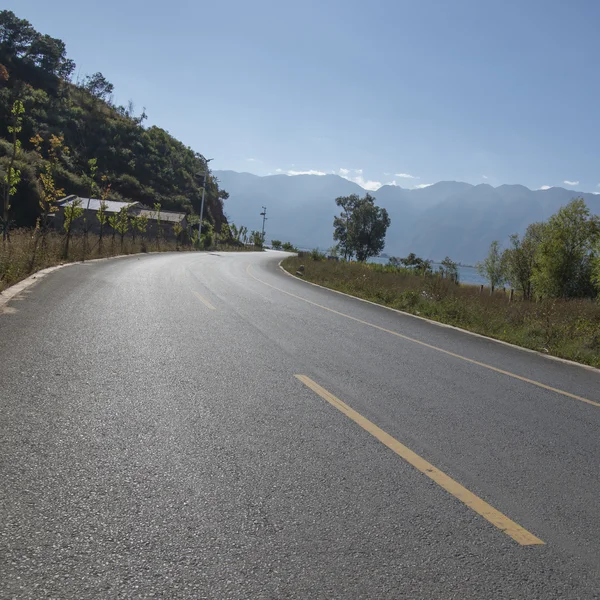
0 229 259 294
282 256 600 368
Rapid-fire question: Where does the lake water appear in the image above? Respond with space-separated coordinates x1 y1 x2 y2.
369 256 486 286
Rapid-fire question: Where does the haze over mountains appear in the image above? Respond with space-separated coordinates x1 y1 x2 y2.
215 171 600 263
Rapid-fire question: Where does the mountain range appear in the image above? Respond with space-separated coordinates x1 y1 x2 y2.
215 171 600 263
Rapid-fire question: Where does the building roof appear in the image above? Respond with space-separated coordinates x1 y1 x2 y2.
134 209 187 223
58 196 139 213
58 197 187 223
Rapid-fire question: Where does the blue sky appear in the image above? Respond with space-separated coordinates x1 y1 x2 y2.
19 0 600 192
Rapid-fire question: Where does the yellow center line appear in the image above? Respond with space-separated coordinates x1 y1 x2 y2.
192 291 216 310
246 265 600 409
295 374 544 546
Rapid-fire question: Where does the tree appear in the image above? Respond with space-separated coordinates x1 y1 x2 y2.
115 206 130 250
107 213 118 246
130 213 148 244
96 176 111 251
333 193 390 262
333 194 361 260
394 253 433 275
0 11 36 59
251 230 264 248
29 34 75 78
29 132 67 243
83 72 114 101
593 243 600 298
532 199 599 299
173 221 183 249
153 202 162 248
502 223 545 300
347 194 391 262
82 158 98 259
440 256 459 284
2 99 24 240
477 240 506 293
63 198 83 258
271 240 282 250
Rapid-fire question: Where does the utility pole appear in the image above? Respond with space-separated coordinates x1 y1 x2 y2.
198 171 206 242
197 159 213 244
260 206 267 243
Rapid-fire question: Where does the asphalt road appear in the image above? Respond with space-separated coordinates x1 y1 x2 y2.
1 250 599 599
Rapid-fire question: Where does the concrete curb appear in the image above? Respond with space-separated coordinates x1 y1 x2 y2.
277 261 600 374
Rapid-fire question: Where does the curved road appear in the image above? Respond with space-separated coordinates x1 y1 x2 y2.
1 251 599 598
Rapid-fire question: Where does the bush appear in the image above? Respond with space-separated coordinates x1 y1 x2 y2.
310 248 326 261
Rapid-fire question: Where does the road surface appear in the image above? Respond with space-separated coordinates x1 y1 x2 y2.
1 251 599 598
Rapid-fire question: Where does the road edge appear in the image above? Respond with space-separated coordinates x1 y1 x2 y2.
278 261 600 374
0 252 156 311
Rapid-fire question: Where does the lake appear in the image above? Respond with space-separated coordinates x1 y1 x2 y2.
369 256 486 286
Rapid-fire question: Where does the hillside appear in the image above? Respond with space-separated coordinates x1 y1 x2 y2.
0 10 227 229
216 170 600 262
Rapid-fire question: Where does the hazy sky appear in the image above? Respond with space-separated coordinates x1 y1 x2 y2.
19 0 600 192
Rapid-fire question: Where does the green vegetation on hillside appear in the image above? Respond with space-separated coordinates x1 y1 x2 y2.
0 10 228 230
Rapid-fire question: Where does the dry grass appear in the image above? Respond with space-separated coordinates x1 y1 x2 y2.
282 257 600 368
0 229 255 294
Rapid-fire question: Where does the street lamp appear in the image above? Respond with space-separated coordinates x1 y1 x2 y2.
260 206 267 242
196 159 213 241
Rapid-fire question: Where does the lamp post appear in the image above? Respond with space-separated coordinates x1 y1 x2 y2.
197 172 206 242
260 206 267 244
196 159 213 243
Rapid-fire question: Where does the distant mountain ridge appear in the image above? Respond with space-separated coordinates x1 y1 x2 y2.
215 170 600 262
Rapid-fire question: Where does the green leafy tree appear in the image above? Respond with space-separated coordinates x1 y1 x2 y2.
250 230 264 248
218 222 231 244
201 220 214 249
83 72 114 101
2 99 24 240
131 212 148 244
333 193 390 262
333 194 361 260
28 33 75 78
63 197 83 257
477 241 506 293
82 158 98 258
115 206 130 250
440 256 459 284
396 253 433 275
532 199 599 298
29 132 66 241
153 202 162 248
592 243 600 297
281 241 297 252
173 220 183 249
271 239 282 250
347 194 391 262
107 213 118 246
502 222 545 300
96 176 111 251
0 10 37 58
